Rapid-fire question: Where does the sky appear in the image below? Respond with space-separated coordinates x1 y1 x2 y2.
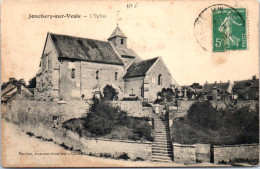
1 0 259 86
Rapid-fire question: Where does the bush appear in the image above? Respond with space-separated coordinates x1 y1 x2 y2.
117 152 130 160
130 118 153 141
187 101 220 130
84 99 129 136
77 98 152 141
172 101 259 145
103 85 118 101
156 88 174 103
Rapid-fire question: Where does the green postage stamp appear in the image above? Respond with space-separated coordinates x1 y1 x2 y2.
212 8 247 52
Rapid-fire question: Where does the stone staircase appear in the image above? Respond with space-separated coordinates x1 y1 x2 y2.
152 113 173 162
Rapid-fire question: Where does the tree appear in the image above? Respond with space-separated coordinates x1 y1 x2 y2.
189 83 202 89
187 101 220 130
27 76 36 88
103 85 118 101
156 88 174 103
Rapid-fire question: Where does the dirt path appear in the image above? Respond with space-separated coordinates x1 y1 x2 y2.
1 120 227 167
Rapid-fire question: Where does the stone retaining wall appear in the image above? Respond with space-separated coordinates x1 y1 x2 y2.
5 100 89 125
212 144 259 163
5 100 152 161
111 101 152 118
173 143 196 164
195 144 211 163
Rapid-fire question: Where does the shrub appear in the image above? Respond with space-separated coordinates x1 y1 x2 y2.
131 119 153 141
103 85 118 101
134 157 144 161
84 99 129 136
156 88 174 102
63 98 152 141
187 101 220 130
117 152 130 160
173 101 259 145
99 153 112 158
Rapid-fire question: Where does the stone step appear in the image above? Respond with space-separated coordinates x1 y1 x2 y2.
152 147 172 151
153 138 169 142
152 152 173 157
153 135 168 138
153 134 168 137
152 133 168 135
152 142 171 146
153 141 171 145
153 138 169 141
153 129 168 132
153 131 168 133
153 131 168 134
152 144 172 148
152 149 172 154
153 129 168 131
152 155 173 161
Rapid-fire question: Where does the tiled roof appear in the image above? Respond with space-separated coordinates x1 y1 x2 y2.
108 26 127 39
1 84 33 102
233 79 259 89
202 82 230 93
123 57 159 78
50 33 124 65
115 47 138 58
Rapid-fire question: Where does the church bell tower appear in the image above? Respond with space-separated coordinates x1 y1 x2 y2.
108 26 127 49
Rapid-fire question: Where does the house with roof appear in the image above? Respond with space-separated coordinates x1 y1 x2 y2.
202 81 232 100
1 83 33 118
232 76 259 100
35 26 172 102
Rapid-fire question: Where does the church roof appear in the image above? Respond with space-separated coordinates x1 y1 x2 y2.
108 26 127 39
50 33 124 65
123 57 159 78
114 47 142 60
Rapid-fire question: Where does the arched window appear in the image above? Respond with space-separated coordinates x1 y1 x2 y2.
115 72 118 81
71 68 75 79
96 70 99 80
158 74 162 85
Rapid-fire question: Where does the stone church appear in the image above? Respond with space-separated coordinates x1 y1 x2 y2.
35 26 172 102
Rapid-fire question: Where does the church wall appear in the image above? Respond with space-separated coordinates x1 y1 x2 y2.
145 58 172 101
80 62 125 100
59 61 81 101
58 61 125 101
123 76 144 99
35 34 60 101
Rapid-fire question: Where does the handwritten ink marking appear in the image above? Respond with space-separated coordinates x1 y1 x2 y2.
127 2 138 9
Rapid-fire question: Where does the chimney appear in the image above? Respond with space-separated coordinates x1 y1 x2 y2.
206 81 208 85
215 81 217 85
228 80 230 83
252 75 256 80
220 81 222 84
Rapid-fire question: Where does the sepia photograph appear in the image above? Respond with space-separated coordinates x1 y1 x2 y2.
1 0 259 167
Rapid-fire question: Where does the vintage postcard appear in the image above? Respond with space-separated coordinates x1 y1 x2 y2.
1 0 259 167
